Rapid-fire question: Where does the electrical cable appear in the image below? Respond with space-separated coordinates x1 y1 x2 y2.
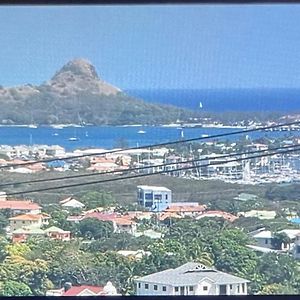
5 144 300 196
0 143 299 188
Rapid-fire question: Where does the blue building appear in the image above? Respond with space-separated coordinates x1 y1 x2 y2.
137 185 172 212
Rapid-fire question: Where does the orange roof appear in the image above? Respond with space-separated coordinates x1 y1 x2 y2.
0 200 41 210
165 205 207 213
198 211 238 222
9 214 42 221
114 216 136 226
159 212 183 221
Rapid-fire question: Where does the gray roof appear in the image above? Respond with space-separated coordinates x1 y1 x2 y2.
135 262 249 286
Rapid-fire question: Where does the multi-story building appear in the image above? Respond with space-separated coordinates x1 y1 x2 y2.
135 262 249 296
137 185 171 212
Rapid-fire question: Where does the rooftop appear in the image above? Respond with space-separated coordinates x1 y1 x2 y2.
135 262 249 286
137 185 171 192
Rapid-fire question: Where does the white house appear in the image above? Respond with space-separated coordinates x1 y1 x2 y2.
137 185 172 212
59 197 85 209
252 229 300 251
252 230 273 249
135 262 249 296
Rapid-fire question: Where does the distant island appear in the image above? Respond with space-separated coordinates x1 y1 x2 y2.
0 59 201 126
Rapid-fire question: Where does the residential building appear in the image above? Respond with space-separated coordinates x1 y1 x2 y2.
164 203 207 217
196 211 238 222
44 226 71 241
252 230 273 249
137 185 172 212
135 262 249 295
238 210 276 220
0 199 41 216
11 225 70 243
12 226 45 243
46 282 120 296
251 229 300 250
83 212 137 235
9 213 50 232
59 197 85 209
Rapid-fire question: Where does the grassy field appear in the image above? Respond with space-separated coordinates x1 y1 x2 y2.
0 170 270 207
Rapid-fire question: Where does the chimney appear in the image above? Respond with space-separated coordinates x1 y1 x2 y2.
64 282 72 292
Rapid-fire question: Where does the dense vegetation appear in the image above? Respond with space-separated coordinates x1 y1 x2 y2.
0 217 299 296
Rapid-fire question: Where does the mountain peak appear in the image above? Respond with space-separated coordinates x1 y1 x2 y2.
46 58 121 96
52 58 99 80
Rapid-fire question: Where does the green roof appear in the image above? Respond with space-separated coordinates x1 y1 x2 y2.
13 227 45 235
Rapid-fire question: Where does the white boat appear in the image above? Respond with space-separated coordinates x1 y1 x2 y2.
28 124 37 128
68 137 80 141
138 130 146 134
199 101 203 109
52 133 59 136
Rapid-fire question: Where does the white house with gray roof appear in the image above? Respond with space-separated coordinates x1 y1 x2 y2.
134 262 249 296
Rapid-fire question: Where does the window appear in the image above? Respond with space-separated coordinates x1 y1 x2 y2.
138 283 141 288
203 286 208 291
165 194 168 200
189 286 194 291
145 284 149 290
237 285 240 293
265 239 268 244
242 283 245 293
230 285 233 289
22 221 25 224
154 194 162 200
145 193 153 200
154 285 158 290
175 287 179 292
162 286 166 292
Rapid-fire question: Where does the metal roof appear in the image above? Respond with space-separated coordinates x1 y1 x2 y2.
135 262 249 286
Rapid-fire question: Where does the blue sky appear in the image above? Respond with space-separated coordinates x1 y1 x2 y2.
0 4 300 90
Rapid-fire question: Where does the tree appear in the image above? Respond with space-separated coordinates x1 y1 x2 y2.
81 191 116 210
259 283 297 295
77 218 114 239
0 280 33 296
271 232 291 250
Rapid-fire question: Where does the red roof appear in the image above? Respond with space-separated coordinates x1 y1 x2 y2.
165 205 207 213
198 210 238 222
63 286 104 296
0 200 41 210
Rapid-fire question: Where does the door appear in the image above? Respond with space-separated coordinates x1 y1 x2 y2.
219 285 227 295
180 286 185 295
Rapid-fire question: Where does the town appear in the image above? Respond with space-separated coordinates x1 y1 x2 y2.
0 132 299 296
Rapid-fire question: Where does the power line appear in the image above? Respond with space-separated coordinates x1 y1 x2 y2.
0 143 299 188
1 120 300 169
5 144 300 197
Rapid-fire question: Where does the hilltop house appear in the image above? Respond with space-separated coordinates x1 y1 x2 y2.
135 262 249 296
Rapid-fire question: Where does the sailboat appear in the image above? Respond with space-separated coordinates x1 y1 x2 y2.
199 101 203 109
138 129 146 134
68 129 80 141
